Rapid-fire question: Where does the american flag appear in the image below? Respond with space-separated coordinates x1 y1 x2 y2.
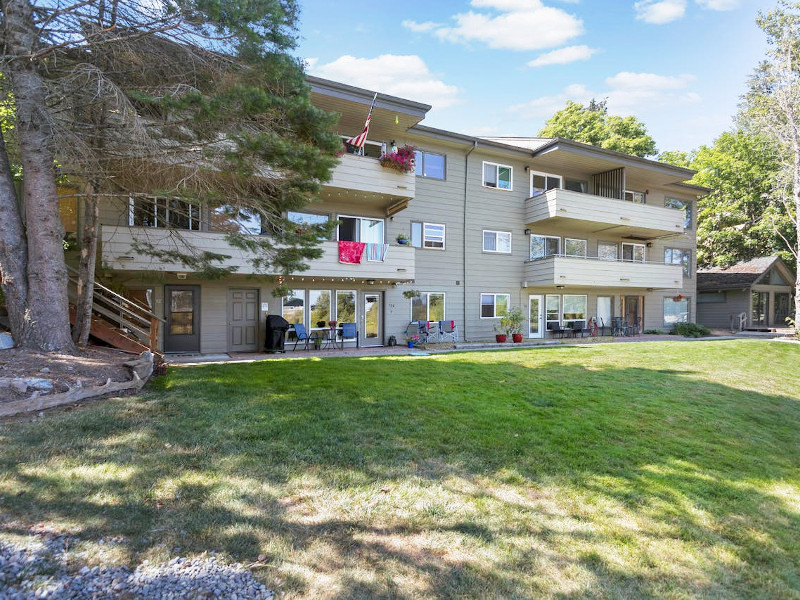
346 92 378 149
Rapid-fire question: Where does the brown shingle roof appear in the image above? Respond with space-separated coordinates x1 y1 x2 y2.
696 256 779 291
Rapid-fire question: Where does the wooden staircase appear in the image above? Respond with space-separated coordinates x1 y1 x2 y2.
66 266 165 355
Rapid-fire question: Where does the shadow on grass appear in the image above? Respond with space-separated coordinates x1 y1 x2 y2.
1 344 799 598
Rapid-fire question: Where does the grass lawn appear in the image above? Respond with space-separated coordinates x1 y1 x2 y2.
2 339 800 598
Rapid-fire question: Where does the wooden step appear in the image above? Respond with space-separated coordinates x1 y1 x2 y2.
69 305 150 354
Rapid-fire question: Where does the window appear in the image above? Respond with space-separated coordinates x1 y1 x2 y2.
563 295 587 328
665 197 692 229
412 222 445 249
663 296 690 328
698 292 727 304
480 293 510 318
211 206 262 234
529 235 560 260
483 162 512 190
530 171 561 196
336 290 356 323
665 248 691 277
564 238 587 258
338 215 384 243
598 241 618 261
483 230 512 253
622 243 646 263
411 292 445 321
546 295 561 330
309 290 331 326
283 289 304 325
564 179 588 193
414 150 446 180
130 197 200 230
624 190 646 204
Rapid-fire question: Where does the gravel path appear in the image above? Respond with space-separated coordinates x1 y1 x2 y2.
0 530 273 599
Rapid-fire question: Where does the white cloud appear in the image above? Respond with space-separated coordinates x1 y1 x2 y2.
695 0 739 9
527 45 597 67
634 0 686 24
401 20 438 33
509 72 700 119
410 0 584 52
307 54 462 110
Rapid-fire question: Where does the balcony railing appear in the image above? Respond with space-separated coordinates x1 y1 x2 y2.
525 188 685 239
325 146 415 209
523 254 684 289
101 226 415 281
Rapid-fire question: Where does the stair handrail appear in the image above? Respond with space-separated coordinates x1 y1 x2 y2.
65 265 165 324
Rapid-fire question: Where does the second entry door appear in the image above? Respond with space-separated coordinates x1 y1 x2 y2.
228 288 259 352
363 293 382 346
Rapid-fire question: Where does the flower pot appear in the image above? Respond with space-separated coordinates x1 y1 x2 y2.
407 341 414 348
512 333 523 343
397 239 409 245
495 334 507 343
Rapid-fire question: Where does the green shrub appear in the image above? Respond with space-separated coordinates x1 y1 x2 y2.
643 329 665 335
672 322 711 338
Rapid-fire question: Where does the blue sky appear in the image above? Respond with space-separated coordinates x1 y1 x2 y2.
296 0 775 153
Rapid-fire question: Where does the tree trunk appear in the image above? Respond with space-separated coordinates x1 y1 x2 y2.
74 182 99 345
0 131 31 345
794 144 800 330
2 0 75 352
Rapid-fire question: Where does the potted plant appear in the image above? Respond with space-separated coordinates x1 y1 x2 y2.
402 289 421 300
405 334 420 348
501 307 525 343
494 323 507 343
379 144 416 173
396 233 410 245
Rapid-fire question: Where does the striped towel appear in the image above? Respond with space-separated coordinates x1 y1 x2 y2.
365 243 388 262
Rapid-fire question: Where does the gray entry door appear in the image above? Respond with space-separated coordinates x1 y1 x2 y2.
164 285 201 353
228 288 259 352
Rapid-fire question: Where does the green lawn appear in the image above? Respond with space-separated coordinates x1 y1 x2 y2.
2 340 800 598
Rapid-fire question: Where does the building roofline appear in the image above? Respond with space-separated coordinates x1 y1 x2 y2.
409 125 548 158
307 75 431 118
531 137 697 180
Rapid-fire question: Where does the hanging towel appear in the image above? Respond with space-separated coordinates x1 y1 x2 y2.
338 241 365 264
365 243 389 262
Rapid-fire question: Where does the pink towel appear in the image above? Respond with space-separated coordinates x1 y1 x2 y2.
338 241 365 264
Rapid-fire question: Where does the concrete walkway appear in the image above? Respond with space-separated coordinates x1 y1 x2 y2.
164 332 794 366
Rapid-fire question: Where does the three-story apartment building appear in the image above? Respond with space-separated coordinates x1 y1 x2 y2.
93 76 703 353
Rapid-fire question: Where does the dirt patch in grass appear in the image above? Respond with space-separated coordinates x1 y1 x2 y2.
0 345 133 403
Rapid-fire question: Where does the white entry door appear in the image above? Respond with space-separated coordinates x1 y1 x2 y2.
529 295 544 338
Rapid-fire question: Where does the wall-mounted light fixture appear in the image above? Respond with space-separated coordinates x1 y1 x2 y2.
524 166 530 172
524 228 532 235
646 242 653 247
556 284 565 290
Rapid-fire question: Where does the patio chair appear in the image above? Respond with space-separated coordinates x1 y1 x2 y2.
611 317 627 337
291 323 313 350
421 321 439 343
438 320 458 343
572 322 591 338
547 322 568 339
340 322 359 348
628 318 641 336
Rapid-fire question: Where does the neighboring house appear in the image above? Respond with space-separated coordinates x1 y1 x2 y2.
697 256 796 330
69 76 703 353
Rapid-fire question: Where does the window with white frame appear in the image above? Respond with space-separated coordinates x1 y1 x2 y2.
622 242 646 262
309 290 332 326
336 290 356 323
529 235 560 260
598 241 618 261
664 247 691 277
665 197 692 229
530 171 561 197
545 295 560 330
480 293 510 318
414 150 446 180
337 215 384 243
663 296 690 328
130 197 200 230
564 178 588 193
483 230 512 253
564 238 587 257
211 206 261 234
563 295 587 328
282 289 304 325
624 190 646 203
483 162 512 190
411 222 445 249
411 292 445 322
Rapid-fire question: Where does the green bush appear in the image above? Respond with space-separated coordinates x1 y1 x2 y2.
643 329 665 335
672 322 711 338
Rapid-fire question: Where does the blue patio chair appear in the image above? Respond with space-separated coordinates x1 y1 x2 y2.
340 322 358 348
291 323 313 350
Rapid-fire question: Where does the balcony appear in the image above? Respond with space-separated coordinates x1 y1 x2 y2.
523 255 683 289
101 226 415 282
323 152 415 213
525 188 684 239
